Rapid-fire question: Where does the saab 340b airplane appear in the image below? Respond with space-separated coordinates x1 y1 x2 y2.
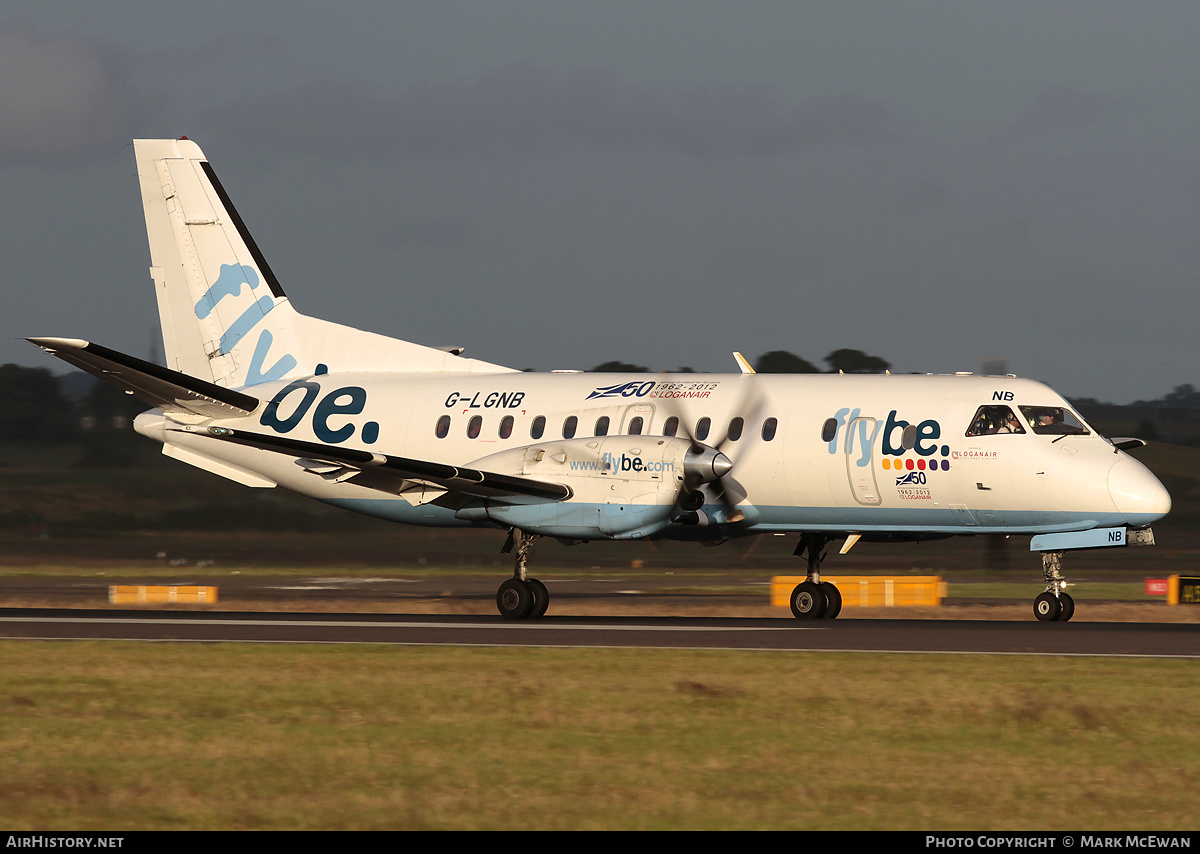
29 139 1171 622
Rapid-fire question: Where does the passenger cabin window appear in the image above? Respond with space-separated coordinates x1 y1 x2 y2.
762 417 778 442
563 415 578 439
628 416 644 435
467 415 482 439
695 418 711 441
663 416 679 437
727 417 744 442
966 405 1025 437
435 415 451 439
821 418 837 443
1020 406 1089 436
499 415 514 439
595 416 610 436
531 415 546 440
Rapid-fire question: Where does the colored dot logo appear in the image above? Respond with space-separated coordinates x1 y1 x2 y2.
882 458 950 471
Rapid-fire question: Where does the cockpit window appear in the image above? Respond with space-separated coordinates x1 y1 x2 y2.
1019 406 1089 436
966 405 1026 437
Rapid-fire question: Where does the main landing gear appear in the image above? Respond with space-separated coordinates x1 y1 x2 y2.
1034 551 1074 622
496 528 550 619
789 533 842 620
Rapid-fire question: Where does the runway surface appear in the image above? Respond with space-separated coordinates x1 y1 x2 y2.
2 608 1198 656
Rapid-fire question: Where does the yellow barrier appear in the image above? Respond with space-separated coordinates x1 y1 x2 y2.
109 585 218 605
1167 575 1200 605
771 576 944 609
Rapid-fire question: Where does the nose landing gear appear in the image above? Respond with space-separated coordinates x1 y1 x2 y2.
1034 551 1075 622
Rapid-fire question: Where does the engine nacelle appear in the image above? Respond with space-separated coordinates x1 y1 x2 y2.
453 436 731 538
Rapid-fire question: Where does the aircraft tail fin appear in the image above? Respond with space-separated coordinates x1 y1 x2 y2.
134 138 512 388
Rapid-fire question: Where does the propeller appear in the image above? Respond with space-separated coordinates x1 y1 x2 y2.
660 373 767 526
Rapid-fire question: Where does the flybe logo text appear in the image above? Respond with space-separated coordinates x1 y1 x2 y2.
195 264 296 386
826 408 950 463
261 380 380 445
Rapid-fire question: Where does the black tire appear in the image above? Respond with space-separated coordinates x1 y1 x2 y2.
1058 592 1075 623
527 577 550 619
820 582 842 619
1034 591 1061 622
497 578 534 619
790 581 827 619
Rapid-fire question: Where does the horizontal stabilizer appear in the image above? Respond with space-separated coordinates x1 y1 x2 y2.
183 425 572 502
27 337 258 419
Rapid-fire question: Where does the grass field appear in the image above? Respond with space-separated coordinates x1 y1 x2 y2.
1 642 1197 831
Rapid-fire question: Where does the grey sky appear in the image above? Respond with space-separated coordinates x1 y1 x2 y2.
4 2 1199 402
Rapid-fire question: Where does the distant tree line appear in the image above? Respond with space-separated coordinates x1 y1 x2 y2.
590 349 891 374
1070 384 1200 410
1131 384 1200 408
13 356 1198 461
0 365 146 465
1 350 891 447
0 364 77 443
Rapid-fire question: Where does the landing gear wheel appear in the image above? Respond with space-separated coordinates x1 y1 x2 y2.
497 578 534 619
527 577 550 619
1034 591 1062 622
1035 551 1078 622
820 582 842 620
790 581 827 619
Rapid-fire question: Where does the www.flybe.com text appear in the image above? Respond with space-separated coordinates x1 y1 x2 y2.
569 454 675 473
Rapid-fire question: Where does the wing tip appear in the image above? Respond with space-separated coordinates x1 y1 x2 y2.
26 337 90 352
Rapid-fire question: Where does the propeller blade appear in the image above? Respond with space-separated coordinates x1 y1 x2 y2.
654 372 767 526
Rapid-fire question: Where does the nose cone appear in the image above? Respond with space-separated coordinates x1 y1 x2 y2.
1109 455 1171 524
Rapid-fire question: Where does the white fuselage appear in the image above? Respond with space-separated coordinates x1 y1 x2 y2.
136 369 1171 542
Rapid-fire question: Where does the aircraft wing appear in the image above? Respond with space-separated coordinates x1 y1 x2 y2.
27 337 258 419
187 425 573 502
